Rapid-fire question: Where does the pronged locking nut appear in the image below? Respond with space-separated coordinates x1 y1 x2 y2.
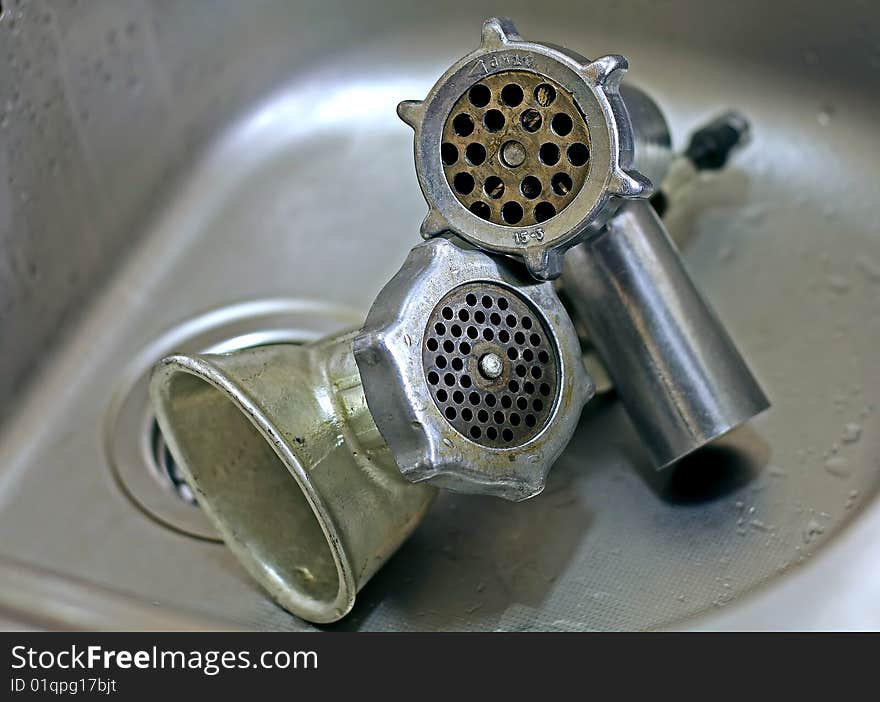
398 17 665 280
353 238 594 501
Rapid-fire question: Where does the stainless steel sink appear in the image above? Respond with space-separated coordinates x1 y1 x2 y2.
1 0 879 630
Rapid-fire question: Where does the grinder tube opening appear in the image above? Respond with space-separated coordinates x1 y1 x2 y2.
150 357 355 623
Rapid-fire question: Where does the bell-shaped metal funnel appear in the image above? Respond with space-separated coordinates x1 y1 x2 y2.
149 332 436 623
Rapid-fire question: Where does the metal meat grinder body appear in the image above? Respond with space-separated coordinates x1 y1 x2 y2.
399 17 769 468
151 237 593 621
149 17 769 624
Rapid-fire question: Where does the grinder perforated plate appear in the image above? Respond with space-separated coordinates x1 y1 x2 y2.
441 71 591 228
422 282 559 448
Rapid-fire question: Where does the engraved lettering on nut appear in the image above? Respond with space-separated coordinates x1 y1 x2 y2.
514 227 546 245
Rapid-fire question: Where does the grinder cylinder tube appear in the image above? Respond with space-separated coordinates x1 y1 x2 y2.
561 201 770 467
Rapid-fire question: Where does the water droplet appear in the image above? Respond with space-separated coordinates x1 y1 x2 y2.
743 204 767 225
824 455 851 478
749 519 772 532
825 275 850 294
855 255 880 283
717 245 734 263
842 422 862 443
803 519 825 543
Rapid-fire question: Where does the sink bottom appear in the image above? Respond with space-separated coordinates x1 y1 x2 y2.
1 22 879 631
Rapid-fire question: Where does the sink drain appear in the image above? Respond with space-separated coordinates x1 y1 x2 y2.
148 418 196 505
105 299 362 540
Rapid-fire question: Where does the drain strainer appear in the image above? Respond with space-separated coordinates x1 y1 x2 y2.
423 282 558 448
441 71 591 227
105 299 361 540
148 418 196 505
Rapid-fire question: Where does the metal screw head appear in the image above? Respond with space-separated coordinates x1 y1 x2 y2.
500 140 526 168
479 352 504 379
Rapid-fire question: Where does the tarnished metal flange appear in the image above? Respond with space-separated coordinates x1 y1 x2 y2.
398 17 657 280
354 238 594 501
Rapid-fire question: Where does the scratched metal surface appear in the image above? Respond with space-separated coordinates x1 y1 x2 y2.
1 1 879 630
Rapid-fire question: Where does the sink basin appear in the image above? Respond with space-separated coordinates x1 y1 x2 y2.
1 0 878 630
